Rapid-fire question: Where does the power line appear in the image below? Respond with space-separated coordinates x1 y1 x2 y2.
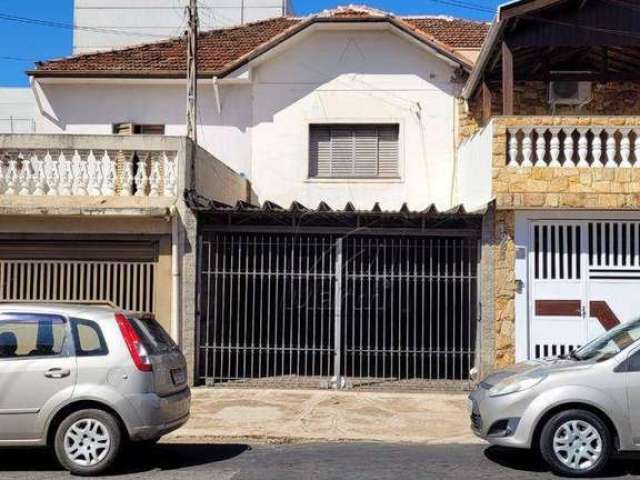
0 55 35 62
0 12 170 38
424 0 496 15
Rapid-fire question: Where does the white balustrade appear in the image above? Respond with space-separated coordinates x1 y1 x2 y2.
0 149 178 197
506 126 640 168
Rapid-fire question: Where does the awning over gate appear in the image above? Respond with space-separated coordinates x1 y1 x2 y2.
185 190 489 232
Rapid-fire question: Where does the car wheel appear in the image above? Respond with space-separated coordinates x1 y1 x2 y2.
540 409 611 477
53 409 122 476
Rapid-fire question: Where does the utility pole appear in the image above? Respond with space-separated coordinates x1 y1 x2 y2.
186 0 198 144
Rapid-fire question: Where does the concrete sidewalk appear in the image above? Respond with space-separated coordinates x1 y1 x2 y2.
166 388 480 444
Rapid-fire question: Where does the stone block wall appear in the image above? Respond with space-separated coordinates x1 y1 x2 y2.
494 209 516 369
459 83 640 370
491 116 640 210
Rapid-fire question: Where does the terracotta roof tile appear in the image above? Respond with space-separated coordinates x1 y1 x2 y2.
33 8 489 77
405 17 490 49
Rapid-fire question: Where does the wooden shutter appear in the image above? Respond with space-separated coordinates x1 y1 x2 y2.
309 126 332 177
113 123 133 135
377 125 399 177
331 127 355 177
137 124 165 135
354 126 379 177
309 124 399 178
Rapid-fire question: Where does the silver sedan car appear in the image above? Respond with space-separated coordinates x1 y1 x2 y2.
0 303 190 476
470 318 640 477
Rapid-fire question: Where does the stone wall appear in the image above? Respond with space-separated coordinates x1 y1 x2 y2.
494 209 516 369
459 81 640 142
491 116 640 210
513 81 640 116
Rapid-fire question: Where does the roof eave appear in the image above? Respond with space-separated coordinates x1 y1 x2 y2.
462 17 504 99
31 14 476 81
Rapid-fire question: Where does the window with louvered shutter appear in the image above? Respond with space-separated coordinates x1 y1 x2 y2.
309 124 399 178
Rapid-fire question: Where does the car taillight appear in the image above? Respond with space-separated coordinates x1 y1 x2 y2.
115 313 152 372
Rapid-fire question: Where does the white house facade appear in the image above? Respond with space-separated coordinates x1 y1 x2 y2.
8 6 494 388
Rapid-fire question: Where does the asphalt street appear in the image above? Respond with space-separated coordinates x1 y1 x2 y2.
2 442 640 479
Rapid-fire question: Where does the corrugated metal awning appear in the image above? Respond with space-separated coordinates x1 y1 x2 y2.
185 190 490 233
185 190 489 218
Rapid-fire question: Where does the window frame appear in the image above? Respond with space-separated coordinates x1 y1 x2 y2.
70 318 109 358
112 123 165 135
0 312 73 361
306 121 403 181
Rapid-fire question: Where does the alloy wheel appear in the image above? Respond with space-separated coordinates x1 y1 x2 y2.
63 418 111 467
552 419 603 471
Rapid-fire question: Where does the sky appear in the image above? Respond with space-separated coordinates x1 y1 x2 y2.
0 0 501 88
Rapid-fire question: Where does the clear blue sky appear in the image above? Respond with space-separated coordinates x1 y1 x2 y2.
0 0 501 87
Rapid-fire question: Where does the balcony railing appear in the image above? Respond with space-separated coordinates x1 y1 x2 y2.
0 135 180 198
507 126 640 168
0 149 177 197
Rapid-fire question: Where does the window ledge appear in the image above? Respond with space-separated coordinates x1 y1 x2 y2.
305 177 403 184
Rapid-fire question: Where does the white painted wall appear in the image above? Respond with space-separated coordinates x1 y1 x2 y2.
73 0 292 53
0 88 36 133
457 120 493 210
34 26 467 211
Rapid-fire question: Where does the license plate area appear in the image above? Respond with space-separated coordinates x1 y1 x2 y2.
171 368 186 385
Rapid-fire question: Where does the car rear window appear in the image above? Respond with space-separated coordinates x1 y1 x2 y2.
128 315 178 354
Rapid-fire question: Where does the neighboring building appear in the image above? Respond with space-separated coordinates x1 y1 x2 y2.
459 0 640 369
19 6 491 388
0 88 36 134
73 0 294 53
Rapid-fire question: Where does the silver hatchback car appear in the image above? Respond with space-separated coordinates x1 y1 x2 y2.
0 303 190 476
470 318 640 477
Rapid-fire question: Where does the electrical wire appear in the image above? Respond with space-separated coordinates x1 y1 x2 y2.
0 12 170 38
424 0 496 15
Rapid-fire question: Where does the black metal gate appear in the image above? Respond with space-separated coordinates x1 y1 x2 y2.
197 230 479 389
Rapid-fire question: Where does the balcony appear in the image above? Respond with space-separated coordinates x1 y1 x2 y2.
458 117 640 210
0 134 251 217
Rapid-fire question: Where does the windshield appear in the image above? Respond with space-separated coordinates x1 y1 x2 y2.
573 318 640 361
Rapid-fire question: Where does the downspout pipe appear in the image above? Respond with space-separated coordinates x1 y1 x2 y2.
170 204 181 343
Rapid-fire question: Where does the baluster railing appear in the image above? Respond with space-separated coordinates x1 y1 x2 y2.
506 126 640 168
0 148 178 197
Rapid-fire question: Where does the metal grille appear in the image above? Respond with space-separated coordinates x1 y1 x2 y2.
588 221 640 270
533 224 581 280
342 236 478 383
0 260 156 312
198 231 479 388
199 233 336 384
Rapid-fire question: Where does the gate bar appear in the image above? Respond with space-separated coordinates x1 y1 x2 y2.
333 237 343 388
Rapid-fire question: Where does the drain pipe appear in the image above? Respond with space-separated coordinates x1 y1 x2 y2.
170 205 181 343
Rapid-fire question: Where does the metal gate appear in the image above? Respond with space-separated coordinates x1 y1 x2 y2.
198 230 479 388
0 241 158 313
530 220 640 359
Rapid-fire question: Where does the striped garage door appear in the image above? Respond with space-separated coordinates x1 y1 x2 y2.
0 241 158 313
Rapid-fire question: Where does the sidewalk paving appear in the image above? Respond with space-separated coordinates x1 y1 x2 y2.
166 387 480 444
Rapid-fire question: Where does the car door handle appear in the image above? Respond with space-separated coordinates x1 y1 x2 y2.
44 368 70 379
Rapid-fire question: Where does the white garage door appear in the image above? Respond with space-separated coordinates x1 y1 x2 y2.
530 220 640 359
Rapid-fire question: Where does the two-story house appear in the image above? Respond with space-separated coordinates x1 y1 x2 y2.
459 0 640 369
2 5 492 388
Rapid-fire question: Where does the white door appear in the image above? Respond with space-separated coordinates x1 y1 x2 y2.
0 312 76 441
529 220 640 359
529 222 587 359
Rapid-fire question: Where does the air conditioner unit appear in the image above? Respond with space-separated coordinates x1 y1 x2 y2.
548 80 592 107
